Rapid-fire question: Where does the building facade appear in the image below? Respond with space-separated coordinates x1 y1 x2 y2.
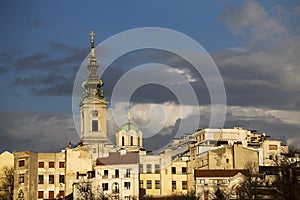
11 31 293 200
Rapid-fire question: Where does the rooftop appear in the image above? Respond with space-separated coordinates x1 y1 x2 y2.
96 152 139 165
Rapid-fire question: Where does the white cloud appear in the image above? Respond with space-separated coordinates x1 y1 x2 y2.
218 0 300 93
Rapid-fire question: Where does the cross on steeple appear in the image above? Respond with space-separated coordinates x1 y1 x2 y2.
89 30 95 41
127 111 131 122
89 30 95 49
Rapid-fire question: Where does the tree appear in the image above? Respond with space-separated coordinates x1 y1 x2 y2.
236 162 261 200
0 166 14 200
271 152 300 200
74 181 104 200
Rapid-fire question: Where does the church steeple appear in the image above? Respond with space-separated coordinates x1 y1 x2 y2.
79 30 110 159
82 30 104 100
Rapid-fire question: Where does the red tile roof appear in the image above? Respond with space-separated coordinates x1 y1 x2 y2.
195 169 249 178
96 152 138 166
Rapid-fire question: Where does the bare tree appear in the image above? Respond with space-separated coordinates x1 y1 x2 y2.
0 166 14 200
236 162 261 200
271 153 300 200
74 181 104 200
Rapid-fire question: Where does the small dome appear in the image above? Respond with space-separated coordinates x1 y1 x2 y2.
118 122 140 132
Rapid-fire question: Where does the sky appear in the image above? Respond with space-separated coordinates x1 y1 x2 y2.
0 0 300 152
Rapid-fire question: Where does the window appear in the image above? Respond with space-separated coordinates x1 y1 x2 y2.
49 162 55 168
92 120 98 131
38 175 44 184
38 162 44 168
147 180 152 189
58 191 64 197
155 164 160 173
126 169 131 178
49 191 54 198
182 181 187 190
18 189 24 198
122 136 125 146
139 180 143 188
49 175 54 184
138 136 140 146
19 174 24 183
269 145 278 150
269 155 273 160
93 148 97 153
165 169 168 175
131 136 133 146
59 162 65 168
124 182 131 189
38 191 44 199
147 164 152 173
139 164 143 173
226 159 229 163
115 169 119 178
172 181 176 190
104 170 108 177
102 183 108 191
155 180 160 189
59 175 65 184
172 167 176 174
19 160 25 167
113 183 119 193
182 167 187 174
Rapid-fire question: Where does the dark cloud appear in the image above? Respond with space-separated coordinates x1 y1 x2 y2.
0 112 79 152
33 80 74 96
28 20 56 28
101 48 209 105
7 42 89 97
16 52 51 71
0 65 8 74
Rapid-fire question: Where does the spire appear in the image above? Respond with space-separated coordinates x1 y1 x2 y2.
127 111 131 123
89 30 96 57
128 111 131 130
81 30 105 100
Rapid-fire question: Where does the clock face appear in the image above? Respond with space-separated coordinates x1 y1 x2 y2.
92 110 98 117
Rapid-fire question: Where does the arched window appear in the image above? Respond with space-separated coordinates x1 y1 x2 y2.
131 136 133 146
112 182 119 193
122 136 125 146
18 189 24 198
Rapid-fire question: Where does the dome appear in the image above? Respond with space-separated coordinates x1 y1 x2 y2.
118 122 140 132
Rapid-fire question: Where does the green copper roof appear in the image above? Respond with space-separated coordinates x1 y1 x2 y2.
118 122 140 132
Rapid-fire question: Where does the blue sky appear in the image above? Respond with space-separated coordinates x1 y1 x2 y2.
1 0 300 152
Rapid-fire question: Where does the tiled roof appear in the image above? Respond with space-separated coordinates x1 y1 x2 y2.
195 169 249 178
96 152 138 166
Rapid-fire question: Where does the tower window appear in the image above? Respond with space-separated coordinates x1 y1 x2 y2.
122 136 125 146
131 136 133 146
92 120 98 131
19 160 25 167
138 137 140 146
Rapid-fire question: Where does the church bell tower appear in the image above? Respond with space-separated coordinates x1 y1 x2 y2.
79 31 108 146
